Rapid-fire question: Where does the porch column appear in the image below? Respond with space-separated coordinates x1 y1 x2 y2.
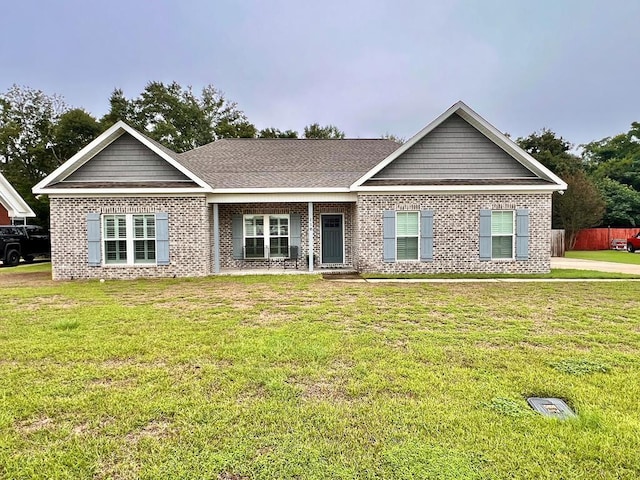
213 203 220 274
308 201 314 272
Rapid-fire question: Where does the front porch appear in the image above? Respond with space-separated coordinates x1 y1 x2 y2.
210 200 357 274
218 265 359 276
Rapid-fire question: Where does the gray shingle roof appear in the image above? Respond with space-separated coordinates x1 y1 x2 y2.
176 139 401 189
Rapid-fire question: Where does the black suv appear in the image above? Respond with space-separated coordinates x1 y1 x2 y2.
0 225 51 267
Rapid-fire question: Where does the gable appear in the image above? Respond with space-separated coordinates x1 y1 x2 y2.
61 133 192 184
0 172 35 218
372 113 536 181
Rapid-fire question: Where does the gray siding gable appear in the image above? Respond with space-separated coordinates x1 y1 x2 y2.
373 113 536 180
62 133 191 183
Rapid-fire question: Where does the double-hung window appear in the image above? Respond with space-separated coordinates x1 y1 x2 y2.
269 215 289 257
244 216 265 258
244 214 290 258
103 214 157 265
396 211 419 261
491 211 514 259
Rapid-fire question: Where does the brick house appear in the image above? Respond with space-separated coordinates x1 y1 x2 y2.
34 101 566 280
1 172 35 225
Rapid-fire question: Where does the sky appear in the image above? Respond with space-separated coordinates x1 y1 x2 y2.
1 0 639 148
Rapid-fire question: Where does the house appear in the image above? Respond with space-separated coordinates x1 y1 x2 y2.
33 101 566 280
0 172 35 225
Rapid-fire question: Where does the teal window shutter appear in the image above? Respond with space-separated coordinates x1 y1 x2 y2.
420 210 434 261
232 215 243 259
383 210 395 262
156 213 170 265
87 213 101 266
479 209 492 261
516 209 530 260
290 213 301 256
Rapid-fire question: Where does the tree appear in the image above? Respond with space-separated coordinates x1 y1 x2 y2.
0 85 67 224
100 82 257 152
517 128 582 175
594 177 640 227
303 123 345 139
381 133 404 143
258 127 298 138
582 125 640 191
52 109 102 162
554 171 605 249
100 88 135 128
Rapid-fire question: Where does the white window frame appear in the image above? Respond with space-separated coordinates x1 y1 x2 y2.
396 211 419 261
491 210 515 260
243 214 290 259
102 214 157 265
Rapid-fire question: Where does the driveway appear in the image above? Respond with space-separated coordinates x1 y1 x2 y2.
551 257 640 275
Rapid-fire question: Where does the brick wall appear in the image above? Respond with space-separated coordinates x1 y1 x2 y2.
356 193 552 274
217 202 355 269
49 196 210 280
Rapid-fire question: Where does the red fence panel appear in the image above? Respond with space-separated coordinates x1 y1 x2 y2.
573 228 640 250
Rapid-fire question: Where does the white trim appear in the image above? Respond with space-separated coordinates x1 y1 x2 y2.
0 172 36 218
355 184 562 194
208 192 357 204
350 101 567 191
320 213 345 264
211 187 350 194
33 121 212 194
39 187 208 195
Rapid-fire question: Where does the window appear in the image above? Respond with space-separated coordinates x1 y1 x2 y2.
103 214 156 265
396 211 419 260
243 214 289 258
244 215 265 258
491 211 514 259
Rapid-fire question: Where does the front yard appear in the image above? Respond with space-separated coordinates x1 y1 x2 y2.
1 267 639 479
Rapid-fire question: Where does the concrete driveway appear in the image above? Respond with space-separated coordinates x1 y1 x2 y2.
551 257 640 274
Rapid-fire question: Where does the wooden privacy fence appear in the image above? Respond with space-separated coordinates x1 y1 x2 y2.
551 229 565 257
573 227 640 250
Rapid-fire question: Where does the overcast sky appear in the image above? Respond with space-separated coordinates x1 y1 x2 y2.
2 0 639 147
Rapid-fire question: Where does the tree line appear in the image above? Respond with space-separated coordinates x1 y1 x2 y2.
516 126 640 249
0 82 345 223
1 82 639 246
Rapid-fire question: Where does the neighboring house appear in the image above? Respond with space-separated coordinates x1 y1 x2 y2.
34 101 566 280
0 172 35 225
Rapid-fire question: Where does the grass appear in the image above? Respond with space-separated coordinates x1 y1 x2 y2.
566 249 640 265
1 269 640 479
363 269 640 279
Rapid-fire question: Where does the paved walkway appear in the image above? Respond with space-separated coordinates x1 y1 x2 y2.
551 257 640 274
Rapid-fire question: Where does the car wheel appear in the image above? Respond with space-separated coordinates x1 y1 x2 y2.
23 255 35 263
627 243 636 253
4 249 20 267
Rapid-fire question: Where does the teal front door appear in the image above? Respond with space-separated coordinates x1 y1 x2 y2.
321 215 343 264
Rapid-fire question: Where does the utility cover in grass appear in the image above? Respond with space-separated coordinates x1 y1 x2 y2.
527 397 576 419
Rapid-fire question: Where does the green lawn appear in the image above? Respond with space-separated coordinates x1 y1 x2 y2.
1 270 639 479
566 249 640 265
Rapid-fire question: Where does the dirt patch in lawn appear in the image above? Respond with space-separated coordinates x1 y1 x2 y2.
15 416 55 434
125 418 175 444
0 270 53 288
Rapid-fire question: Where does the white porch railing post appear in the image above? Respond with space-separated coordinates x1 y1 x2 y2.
213 203 220 274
